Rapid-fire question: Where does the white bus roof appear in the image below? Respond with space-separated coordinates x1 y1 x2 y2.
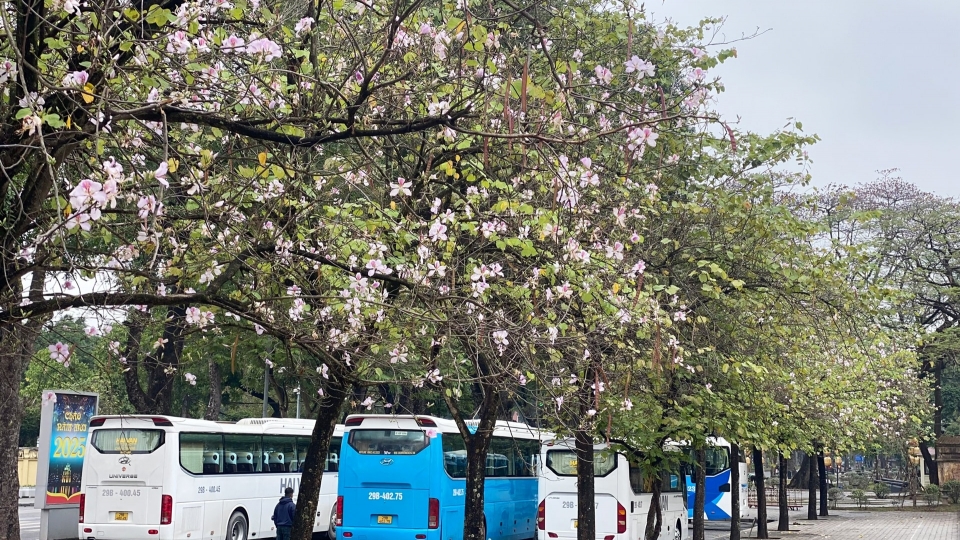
344 414 552 440
89 415 344 436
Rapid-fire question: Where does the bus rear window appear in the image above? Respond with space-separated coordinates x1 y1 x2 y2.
91 429 164 454
546 449 617 477
348 429 429 455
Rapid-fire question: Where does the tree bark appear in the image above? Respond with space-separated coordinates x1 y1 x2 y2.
693 447 706 540
778 452 790 532
787 454 810 489
203 354 222 420
0 318 45 540
643 465 663 540
575 428 596 540
807 452 817 520
817 451 828 517
730 442 741 540
461 387 500 540
290 377 350 540
121 306 189 414
0 271 46 540
920 442 938 485
753 447 768 539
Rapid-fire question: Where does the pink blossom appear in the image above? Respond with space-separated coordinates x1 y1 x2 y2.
42 391 57 406
48 342 71 366
246 37 282 61
184 373 197 385
154 162 169 188
67 213 92 231
390 177 412 197
295 17 315 35
61 70 89 88
624 56 655 78
594 65 613 84
221 34 246 52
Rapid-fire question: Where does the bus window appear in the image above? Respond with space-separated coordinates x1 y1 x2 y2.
91 429 164 454
291 436 342 472
546 449 617 477
328 437 341 472
704 447 730 476
263 436 296 472
180 433 224 475
442 434 467 478
488 438 540 477
348 429 428 455
225 434 262 473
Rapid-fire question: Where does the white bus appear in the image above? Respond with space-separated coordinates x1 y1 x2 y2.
79 415 344 540
676 437 748 522
538 441 686 540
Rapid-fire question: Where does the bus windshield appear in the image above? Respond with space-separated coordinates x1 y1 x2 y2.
348 428 429 455
90 429 164 454
546 449 617 477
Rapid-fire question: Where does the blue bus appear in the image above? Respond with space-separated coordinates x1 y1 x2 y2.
336 414 548 540
678 438 748 521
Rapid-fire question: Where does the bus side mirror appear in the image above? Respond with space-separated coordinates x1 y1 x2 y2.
718 483 731 493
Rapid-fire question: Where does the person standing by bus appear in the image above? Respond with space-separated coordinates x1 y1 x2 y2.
272 487 297 540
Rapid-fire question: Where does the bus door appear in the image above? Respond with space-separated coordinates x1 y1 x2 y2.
84 422 167 528
341 424 434 533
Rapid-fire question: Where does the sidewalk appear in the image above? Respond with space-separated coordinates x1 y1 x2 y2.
706 509 958 540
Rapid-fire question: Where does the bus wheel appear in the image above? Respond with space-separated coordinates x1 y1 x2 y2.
226 511 248 540
327 505 337 540
673 520 682 540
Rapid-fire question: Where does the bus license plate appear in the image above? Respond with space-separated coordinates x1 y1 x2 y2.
573 520 577 529
115 512 129 521
377 515 392 524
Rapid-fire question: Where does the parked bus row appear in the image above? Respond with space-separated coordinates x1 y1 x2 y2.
79 414 745 540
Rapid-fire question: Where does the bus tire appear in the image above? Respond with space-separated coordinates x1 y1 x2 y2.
674 520 682 540
226 510 248 540
327 504 337 540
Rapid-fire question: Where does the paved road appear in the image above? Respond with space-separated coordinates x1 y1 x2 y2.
705 509 958 540
20 505 41 540
17 506 959 540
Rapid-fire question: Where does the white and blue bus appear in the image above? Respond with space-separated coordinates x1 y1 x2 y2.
677 438 748 521
79 415 343 540
537 440 687 540
336 414 549 540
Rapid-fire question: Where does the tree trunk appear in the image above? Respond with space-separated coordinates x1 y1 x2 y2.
290 377 350 540
787 454 810 489
643 466 663 540
753 447 768 539
778 452 790 531
203 355 222 420
692 447 706 540
920 442 938 485
730 442 741 540
807 452 817 520
575 428 596 540
817 451 828 517
462 389 500 540
0 317 45 540
0 271 46 540
935 359 943 438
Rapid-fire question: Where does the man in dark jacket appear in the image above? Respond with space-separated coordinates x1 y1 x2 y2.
272 487 297 540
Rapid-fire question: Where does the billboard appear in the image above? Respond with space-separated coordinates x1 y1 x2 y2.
35 390 99 508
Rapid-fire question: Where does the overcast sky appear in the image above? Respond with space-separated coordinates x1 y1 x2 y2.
653 0 960 198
